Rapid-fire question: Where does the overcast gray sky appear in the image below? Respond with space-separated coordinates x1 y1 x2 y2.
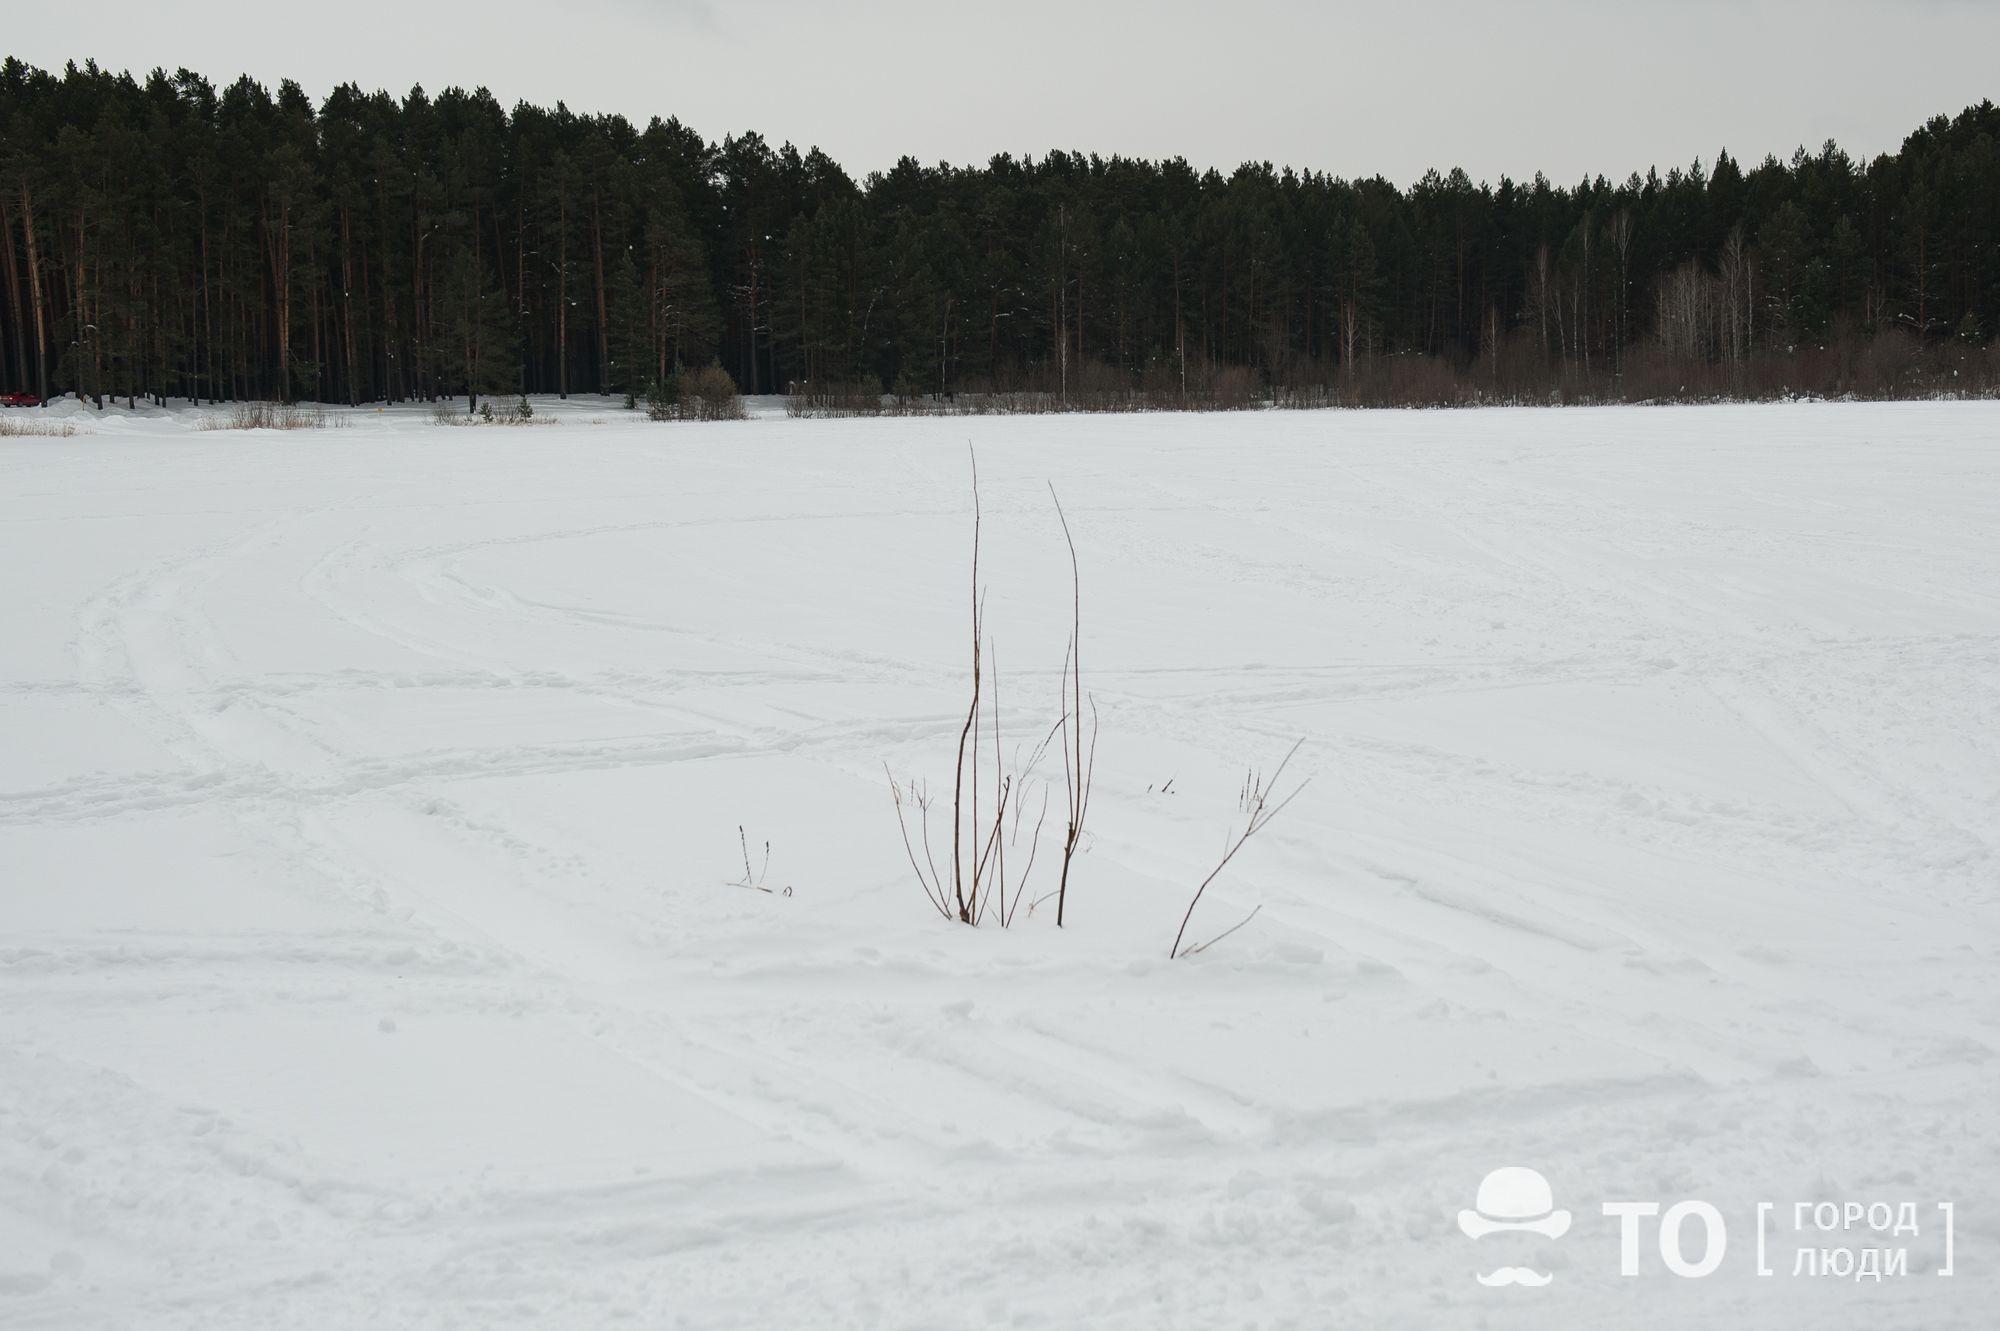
12 0 1998 185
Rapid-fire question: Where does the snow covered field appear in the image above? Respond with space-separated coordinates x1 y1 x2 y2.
2 398 1995 1329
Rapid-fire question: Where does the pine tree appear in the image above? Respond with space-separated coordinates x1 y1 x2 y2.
438 243 517 413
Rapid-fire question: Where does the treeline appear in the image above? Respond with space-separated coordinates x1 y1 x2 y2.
2 56 1998 411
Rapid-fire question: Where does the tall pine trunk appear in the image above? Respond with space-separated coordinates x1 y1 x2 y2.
592 189 608 393
558 194 568 398
0 196 26 392
20 181 48 401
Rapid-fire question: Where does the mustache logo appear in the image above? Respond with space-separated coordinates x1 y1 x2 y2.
1462 1167 1568 1288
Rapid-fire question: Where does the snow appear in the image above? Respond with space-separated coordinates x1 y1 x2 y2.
2 397 1996 1328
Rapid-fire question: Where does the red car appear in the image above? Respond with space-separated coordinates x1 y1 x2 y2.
0 391 43 407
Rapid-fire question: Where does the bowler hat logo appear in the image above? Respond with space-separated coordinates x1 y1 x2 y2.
1460 1166 1569 1287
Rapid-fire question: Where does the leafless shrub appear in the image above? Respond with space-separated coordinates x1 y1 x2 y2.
788 360 1276 418
887 460 1310 950
199 402 328 431
1170 739 1307 959
0 416 77 437
1269 328 2000 411
1199 364 1262 410
651 363 747 421
1272 384 1337 410
803 328 2000 420
787 381 886 417
887 451 1052 928
426 396 554 426
429 411 556 427
687 363 747 420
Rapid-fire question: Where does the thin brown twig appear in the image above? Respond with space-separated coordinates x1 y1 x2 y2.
1049 484 1095 928
1179 903 1263 957
986 638 1005 925
950 449 984 922
734 825 772 888
1170 738 1307 959
887 766 953 919
1005 783 1050 927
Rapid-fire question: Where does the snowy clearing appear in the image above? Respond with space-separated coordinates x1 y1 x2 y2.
2 398 1996 1329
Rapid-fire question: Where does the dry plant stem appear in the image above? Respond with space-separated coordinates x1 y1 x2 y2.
985 641 1006 925
1049 485 1097 927
888 767 952 919
972 777 1012 925
950 451 985 922
969 641 1019 925
736 825 771 887
1002 717 1061 924
1054 679 1099 925
916 785 949 905
1169 739 1308 959
991 644 1003 923
1006 785 1049 926
730 825 774 894
1179 903 1263 957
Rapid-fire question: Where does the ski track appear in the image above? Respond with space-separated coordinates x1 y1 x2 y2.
1 397 1996 1328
